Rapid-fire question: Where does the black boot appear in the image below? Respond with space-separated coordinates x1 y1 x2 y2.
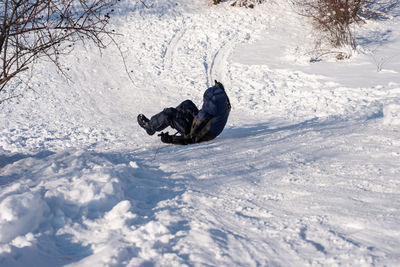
137 114 156 135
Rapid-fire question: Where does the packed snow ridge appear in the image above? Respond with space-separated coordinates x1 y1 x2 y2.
1 1 400 266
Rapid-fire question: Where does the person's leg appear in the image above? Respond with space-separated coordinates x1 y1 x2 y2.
176 100 199 117
171 100 198 135
150 108 193 135
138 107 182 135
138 100 198 136
148 107 177 132
175 100 200 134
137 114 156 135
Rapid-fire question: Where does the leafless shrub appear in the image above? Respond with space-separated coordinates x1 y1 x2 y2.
0 0 120 101
371 53 399 72
292 0 363 50
292 0 399 59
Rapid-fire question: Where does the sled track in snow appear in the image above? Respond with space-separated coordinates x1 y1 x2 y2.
160 15 235 88
162 21 187 72
207 41 231 86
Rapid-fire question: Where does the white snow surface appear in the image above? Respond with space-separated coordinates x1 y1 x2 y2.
1 1 400 266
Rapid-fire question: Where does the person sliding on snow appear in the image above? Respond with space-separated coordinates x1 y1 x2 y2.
137 80 231 145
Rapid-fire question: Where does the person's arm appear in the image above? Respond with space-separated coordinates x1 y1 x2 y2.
159 114 213 145
158 132 195 145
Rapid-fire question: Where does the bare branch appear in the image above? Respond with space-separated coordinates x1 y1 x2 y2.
291 0 399 58
0 0 121 98
0 94 22 105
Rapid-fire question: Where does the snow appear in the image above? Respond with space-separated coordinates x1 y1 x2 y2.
1 0 400 266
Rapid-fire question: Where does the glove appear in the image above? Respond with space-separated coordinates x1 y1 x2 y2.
158 132 173 143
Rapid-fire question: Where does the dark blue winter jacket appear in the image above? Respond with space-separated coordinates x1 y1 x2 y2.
170 83 231 145
196 85 231 138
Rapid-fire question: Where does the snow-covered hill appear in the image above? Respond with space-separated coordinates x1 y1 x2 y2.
1 1 400 266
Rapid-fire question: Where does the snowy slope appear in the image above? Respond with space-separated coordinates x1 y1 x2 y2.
1 0 400 266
